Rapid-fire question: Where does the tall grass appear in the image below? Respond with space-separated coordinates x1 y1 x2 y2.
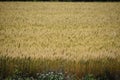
0 54 120 78
0 2 120 78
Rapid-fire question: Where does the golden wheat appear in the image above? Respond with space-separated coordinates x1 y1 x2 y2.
0 2 120 78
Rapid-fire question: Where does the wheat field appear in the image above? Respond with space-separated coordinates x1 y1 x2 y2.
0 2 120 78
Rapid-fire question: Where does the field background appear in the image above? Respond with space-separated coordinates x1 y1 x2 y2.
0 2 120 78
